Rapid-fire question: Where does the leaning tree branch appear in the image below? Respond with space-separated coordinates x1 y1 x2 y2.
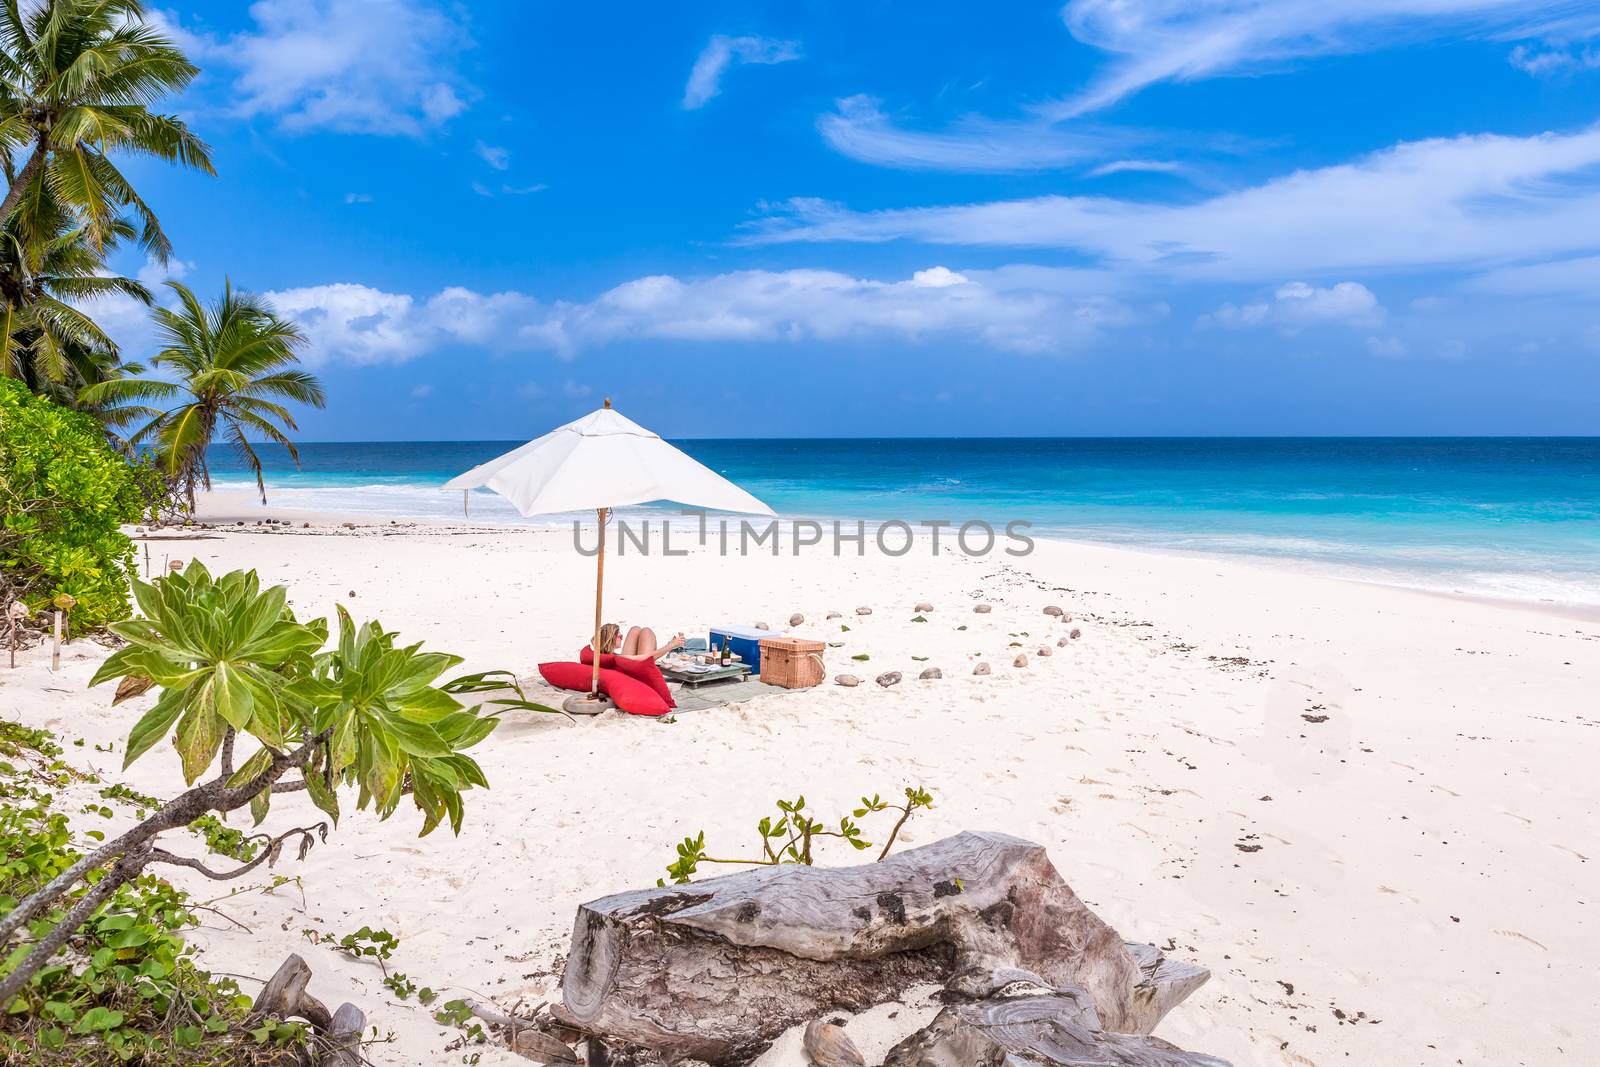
0 843 154 1007
0 727 330 951
148 824 326 881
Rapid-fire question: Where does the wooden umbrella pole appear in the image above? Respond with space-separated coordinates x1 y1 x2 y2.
591 507 607 698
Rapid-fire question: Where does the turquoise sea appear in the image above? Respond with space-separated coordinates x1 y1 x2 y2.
207 438 1600 609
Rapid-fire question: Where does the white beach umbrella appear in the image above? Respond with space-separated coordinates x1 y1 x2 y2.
443 399 774 706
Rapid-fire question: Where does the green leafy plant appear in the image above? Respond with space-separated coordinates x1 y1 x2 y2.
0 378 157 626
303 925 398 975
660 786 935 885
0 720 297 1063
0 561 502 1008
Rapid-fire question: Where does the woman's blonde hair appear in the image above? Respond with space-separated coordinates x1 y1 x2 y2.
597 622 621 653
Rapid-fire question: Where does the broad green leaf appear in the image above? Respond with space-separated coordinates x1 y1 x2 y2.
123 688 187 768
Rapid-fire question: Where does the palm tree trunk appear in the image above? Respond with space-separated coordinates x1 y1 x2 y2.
0 139 48 228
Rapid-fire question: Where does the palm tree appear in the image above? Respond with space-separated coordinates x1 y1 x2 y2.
82 281 326 510
0 0 212 257
0 184 150 401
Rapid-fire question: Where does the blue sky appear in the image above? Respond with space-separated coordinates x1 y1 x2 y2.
98 0 1600 438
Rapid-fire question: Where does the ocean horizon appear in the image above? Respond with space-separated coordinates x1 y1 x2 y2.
206 436 1600 609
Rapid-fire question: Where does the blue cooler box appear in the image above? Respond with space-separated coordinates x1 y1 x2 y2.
708 625 770 674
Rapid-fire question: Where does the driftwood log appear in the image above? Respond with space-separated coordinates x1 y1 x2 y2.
882 987 1230 1067
251 954 366 1065
558 831 1205 1064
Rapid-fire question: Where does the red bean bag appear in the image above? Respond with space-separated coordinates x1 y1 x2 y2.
538 661 671 717
579 647 676 708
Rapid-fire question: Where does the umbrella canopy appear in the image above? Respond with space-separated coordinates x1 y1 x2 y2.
443 403 773 518
443 400 773 707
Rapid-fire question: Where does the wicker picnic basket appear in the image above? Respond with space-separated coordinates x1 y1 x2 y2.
758 636 826 689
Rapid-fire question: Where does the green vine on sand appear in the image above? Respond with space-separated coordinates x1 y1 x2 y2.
660 786 934 885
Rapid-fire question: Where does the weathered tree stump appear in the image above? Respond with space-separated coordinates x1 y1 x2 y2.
882 988 1230 1067
557 831 1167 1064
251 954 367 1065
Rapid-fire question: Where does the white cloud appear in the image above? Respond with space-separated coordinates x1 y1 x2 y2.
1273 281 1384 327
1509 42 1600 75
748 124 1600 282
1199 281 1383 331
476 141 510 170
1366 335 1410 357
258 265 1139 365
1467 253 1600 295
682 34 800 109
1052 0 1600 118
343 192 373 204
818 95 1120 172
180 0 472 136
1085 159 1186 178
410 384 433 398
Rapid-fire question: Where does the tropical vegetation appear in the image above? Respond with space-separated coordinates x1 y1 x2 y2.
0 0 212 251
0 562 508 1026
81 282 327 510
0 377 155 627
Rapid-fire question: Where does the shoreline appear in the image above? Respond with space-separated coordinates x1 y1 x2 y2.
189 490 1600 624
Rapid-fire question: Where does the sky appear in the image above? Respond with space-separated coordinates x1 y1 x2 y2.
93 0 1600 438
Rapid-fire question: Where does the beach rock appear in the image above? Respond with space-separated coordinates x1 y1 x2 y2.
828 641 845 648
804 1019 865 1067
1014 653 1029 668
918 667 942 680
914 601 934 612
1044 605 1065 617
875 671 902 688
301 522 310 528
341 522 355 529
1037 646 1053 657
973 662 991 676
834 675 861 687
826 611 842 620
973 604 992 614
789 613 805 627
754 621 770 631
1070 628 1082 640
855 606 872 616
1058 637 1071 647
347 590 356 598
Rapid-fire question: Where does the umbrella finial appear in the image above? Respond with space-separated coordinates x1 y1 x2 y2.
603 396 611 409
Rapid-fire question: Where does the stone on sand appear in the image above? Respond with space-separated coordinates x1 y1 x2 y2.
789 613 805 627
919 667 943 680
876 671 902 687
856 606 873 615
1044 605 1065 617
973 604 992 614
915 601 934 612
1014 653 1029 668
972 662 991 676
1070 628 1082 640
835 674 861 687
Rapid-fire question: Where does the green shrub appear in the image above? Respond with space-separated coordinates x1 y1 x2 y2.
0 379 156 627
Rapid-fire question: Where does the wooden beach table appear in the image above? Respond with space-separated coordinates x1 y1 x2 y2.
659 662 753 689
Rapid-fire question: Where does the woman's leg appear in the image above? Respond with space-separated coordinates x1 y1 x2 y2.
622 627 655 656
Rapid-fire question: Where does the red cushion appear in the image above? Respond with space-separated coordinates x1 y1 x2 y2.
537 661 671 717
580 648 676 708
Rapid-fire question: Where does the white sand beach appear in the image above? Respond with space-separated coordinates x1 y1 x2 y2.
3 496 1596 1067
